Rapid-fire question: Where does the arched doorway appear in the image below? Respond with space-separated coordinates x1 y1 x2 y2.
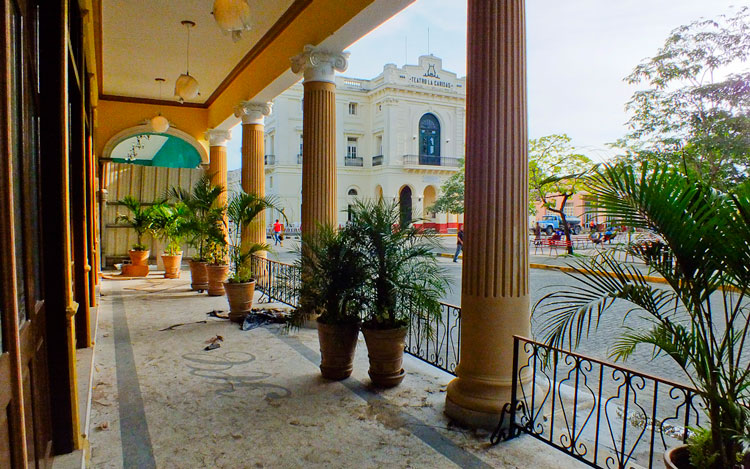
419 113 440 165
399 186 412 228
423 185 437 219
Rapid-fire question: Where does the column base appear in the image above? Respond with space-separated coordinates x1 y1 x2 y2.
444 394 503 431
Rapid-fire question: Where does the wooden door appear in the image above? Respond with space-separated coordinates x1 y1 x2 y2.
1 0 53 467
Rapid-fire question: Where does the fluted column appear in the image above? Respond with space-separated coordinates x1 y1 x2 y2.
234 102 272 250
291 45 349 235
205 129 231 205
445 0 530 429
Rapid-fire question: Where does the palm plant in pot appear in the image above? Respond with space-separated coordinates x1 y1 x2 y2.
168 175 225 291
533 163 749 469
116 195 155 267
288 223 370 380
223 191 284 322
151 202 189 278
205 237 229 297
348 199 449 387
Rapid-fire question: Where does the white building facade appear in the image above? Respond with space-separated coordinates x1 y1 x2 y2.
262 55 466 232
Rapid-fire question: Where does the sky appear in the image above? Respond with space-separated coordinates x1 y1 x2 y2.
226 0 745 169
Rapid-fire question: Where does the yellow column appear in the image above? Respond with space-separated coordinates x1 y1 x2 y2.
445 0 530 429
205 129 230 202
291 45 349 234
234 102 272 249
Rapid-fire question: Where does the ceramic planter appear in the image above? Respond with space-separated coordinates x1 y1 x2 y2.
664 445 691 469
317 321 360 380
188 260 208 292
161 252 183 279
205 264 229 296
128 249 149 266
362 326 408 387
223 280 256 322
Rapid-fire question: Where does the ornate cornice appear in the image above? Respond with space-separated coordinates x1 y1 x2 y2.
234 101 273 125
205 129 232 147
290 44 349 84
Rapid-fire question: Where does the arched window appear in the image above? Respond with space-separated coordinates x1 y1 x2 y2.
419 113 440 165
347 188 358 196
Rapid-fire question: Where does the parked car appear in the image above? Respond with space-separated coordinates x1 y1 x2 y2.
538 214 582 235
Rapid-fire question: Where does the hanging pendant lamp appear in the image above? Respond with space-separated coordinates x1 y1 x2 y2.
175 20 199 103
212 0 252 42
150 78 170 133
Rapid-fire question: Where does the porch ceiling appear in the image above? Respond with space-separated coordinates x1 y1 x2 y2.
100 0 296 104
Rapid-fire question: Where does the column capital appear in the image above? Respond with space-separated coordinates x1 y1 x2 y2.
234 101 273 125
290 44 349 83
204 129 232 147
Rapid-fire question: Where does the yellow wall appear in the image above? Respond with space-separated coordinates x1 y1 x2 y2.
95 100 209 157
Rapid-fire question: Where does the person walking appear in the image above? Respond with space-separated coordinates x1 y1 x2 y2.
273 219 282 246
453 227 464 262
533 222 542 245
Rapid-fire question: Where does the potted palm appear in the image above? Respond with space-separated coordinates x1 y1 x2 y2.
151 202 189 278
223 191 283 322
116 195 155 270
534 163 749 469
169 175 225 291
348 199 449 387
289 223 369 380
205 238 229 297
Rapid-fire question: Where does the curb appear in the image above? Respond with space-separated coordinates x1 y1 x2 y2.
438 252 668 285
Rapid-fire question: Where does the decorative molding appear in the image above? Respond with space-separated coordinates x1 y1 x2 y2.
205 129 232 147
234 101 273 125
290 44 349 84
99 94 206 109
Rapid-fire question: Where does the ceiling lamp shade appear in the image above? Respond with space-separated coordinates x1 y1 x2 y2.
150 115 170 133
174 73 199 103
175 21 199 103
213 0 252 42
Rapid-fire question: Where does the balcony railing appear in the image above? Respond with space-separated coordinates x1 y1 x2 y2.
492 336 703 469
296 153 303 165
403 154 460 167
344 156 363 167
264 154 275 165
372 155 383 166
250 255 461 376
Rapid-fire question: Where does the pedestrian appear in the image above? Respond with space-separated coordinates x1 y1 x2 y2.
533 223 542 245
453 227 464 262
273 219 282 246
589 220 596 233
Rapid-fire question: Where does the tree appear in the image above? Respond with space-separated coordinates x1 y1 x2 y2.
618 7 750 190
430 158 464 215
529 134 593 254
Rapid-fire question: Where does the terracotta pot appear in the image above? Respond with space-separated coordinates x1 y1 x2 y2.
161 252 183 279
128 249 150 266
664 445 692 469
362 326 408 387
205 264 229 296
188 260 208 291
224 280 256 323
317 321 360 380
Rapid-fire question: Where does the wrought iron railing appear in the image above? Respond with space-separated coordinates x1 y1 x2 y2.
344 156 363 167
403 154 460 167
372 155 383 166
492 336 703 469
250 255 461 376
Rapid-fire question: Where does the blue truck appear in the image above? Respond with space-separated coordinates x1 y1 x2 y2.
538 214 582 235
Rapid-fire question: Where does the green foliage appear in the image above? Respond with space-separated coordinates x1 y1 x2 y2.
533 163 750 468
168 174 226 261
348 199 449 330
529 134 595 253
205 240 228 266
151 202 189 255
288 224 369 329
430 158 465 215
116 195 156 249
618 7 750 190
226 191 285 283
688 427 720 469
